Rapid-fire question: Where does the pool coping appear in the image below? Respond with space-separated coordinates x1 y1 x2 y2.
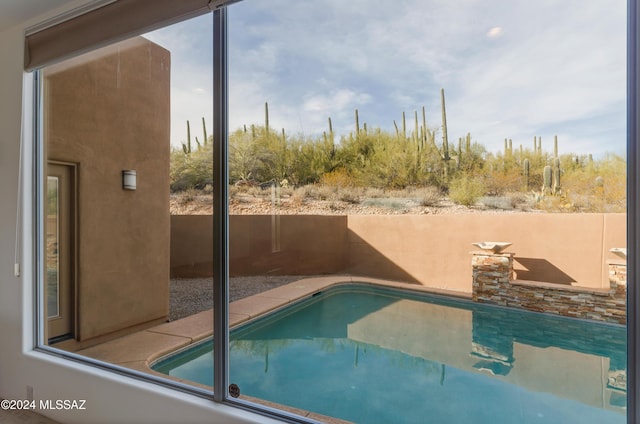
74 275 469 422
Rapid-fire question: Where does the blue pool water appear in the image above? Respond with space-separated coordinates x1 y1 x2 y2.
153 284 626 424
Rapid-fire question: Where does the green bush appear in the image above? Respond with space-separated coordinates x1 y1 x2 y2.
170 143 213 191
448 175 486 206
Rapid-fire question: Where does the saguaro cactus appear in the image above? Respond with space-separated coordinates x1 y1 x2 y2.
402 111 407 140
534 136 542 154
414 110 419 144
523 158 530 190
422 106 428 146
182 120 192 154
440 88 450 162
553 157 561 194
202 117 208 146
328 117 334 143
543 165 552 195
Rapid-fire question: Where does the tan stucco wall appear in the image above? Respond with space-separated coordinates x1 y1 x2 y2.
171 213 625 293
45 37 171 341
171 215 349 277
348 213 626 292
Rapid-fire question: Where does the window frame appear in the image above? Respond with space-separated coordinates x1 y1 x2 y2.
30 5 217 404
627 1 639 422
29 1 639 423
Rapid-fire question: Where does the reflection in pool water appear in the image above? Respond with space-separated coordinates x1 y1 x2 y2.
153 284 626 424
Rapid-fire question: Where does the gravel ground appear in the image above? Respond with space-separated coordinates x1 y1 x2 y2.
171 192 528 216
169 275 307 321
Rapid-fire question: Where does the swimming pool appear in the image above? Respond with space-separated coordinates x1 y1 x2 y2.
153 284 626 423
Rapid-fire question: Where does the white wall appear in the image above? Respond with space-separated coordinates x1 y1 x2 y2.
0 2 278 423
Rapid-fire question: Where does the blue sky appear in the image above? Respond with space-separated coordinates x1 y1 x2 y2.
147 0 626 158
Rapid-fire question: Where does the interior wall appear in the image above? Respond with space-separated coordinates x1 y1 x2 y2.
0 2 277 423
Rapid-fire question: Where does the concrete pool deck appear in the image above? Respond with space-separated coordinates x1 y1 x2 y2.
73 275 468 423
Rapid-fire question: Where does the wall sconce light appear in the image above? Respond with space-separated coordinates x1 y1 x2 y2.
122 170 136 190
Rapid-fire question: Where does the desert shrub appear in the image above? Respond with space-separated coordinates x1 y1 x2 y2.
448 175 486 206
334 130 450 188
175 188 197 203
288 135 335 186
559 153 626 212
479 196 513 210
294 184 336 201
170 143 213 191
535 193 579 212
505 192 534 210
228 129 259 183
338 187 363 204
363 187 385 198
415 186 442 206
361 198 407 210
456 142 487 174
321 168 354 188
483 168 523 195
172 110 626 215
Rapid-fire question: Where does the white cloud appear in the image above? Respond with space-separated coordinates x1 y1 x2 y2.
303 89 372 114
487 27 504 39
148 1 627 157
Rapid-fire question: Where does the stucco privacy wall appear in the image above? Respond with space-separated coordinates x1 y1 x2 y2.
45 37 171 340
171 215 349 277
348 213 626 291
171 213 625 292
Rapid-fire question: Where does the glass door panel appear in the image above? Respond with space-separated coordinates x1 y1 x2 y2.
226 1 627 422
46 176 60 319
46 163 73 342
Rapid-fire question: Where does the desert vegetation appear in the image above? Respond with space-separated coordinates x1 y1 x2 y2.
170 91 625 214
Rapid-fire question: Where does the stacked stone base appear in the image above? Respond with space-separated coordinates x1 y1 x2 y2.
472 252 626 325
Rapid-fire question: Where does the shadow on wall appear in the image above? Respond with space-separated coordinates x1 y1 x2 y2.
346 230 420 284
514 257 577 285
170 214 626 292
229 215 349 277
170 215 419 284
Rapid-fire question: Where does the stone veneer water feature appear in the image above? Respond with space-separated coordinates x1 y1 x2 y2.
471 249 626 325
